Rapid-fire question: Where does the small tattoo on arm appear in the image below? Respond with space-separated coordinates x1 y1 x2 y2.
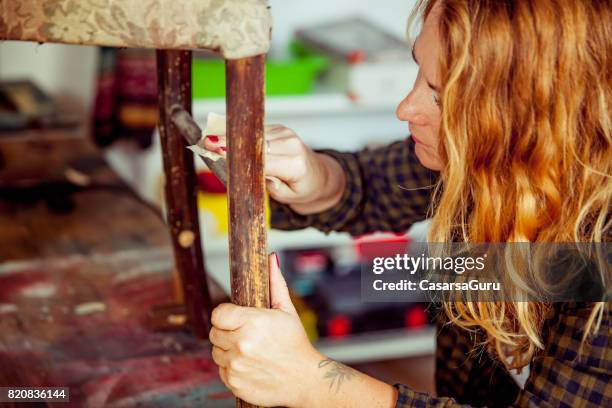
318 358 356 393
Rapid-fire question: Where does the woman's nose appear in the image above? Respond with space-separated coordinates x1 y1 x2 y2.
396 91 428 125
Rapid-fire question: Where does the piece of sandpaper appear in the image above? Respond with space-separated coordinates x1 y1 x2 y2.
187 112 282 189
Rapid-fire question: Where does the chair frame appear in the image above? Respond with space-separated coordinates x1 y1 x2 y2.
156 50 270 341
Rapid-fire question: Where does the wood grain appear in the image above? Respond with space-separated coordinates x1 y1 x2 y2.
226 55 269 408
157 50 212 339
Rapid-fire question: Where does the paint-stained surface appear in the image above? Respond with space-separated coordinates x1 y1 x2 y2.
0 249 234 407
0 153 232 407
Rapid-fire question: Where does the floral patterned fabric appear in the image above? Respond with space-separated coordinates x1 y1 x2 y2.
0 0 271 59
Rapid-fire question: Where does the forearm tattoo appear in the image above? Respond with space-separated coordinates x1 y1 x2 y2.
318 358 356 393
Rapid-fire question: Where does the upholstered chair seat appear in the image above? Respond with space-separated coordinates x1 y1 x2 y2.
0 0 271 58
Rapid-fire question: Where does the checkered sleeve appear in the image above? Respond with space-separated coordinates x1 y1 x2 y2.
269 137 438 236
513 302 611 407
393 302 611 407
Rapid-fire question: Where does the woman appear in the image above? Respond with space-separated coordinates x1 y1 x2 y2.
204 0 611 406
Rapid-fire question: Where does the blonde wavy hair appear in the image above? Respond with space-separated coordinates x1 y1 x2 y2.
409 0 611 369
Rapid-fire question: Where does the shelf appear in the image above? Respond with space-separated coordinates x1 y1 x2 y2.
316 327 436 364
200 216 355 294
200 223 354 256
193 92 398 120
200 206 429 294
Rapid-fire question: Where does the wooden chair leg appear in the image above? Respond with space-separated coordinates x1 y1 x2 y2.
226 55 268 408
226 55 269 309
156 50 212 339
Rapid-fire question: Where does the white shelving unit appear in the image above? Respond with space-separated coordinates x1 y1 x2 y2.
201 224 353 294
201 215 429 294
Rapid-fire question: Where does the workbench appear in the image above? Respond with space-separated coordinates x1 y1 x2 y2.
0 136 234 406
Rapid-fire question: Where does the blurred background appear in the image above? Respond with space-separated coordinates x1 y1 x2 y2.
0 0 436 401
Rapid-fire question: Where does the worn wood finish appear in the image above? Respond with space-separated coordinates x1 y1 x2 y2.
225 55 269 309
226 55 268 408
156 50 212 339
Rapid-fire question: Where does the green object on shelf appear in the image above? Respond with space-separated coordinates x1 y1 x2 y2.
289 39 320 58
192 54 329 99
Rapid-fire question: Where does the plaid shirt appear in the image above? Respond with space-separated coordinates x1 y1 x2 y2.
270 138 611 407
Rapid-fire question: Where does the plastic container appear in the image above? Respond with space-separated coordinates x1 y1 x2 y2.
192 53 329 99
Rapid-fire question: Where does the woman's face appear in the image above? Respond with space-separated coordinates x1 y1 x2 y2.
396 3 444 171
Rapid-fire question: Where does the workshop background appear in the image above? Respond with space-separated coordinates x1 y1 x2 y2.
0 0 436 405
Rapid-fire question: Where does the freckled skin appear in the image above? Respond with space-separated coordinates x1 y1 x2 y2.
395 2 444 171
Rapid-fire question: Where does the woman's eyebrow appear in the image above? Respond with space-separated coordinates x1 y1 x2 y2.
412 42 441 92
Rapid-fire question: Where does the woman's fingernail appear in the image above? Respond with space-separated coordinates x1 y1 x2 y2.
275 253 280 268
207 135 219 143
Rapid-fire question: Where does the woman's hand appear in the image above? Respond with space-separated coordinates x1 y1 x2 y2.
209 253 323 407
203 125 345 214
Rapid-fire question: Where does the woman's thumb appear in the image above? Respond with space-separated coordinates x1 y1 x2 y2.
269 253 297 315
